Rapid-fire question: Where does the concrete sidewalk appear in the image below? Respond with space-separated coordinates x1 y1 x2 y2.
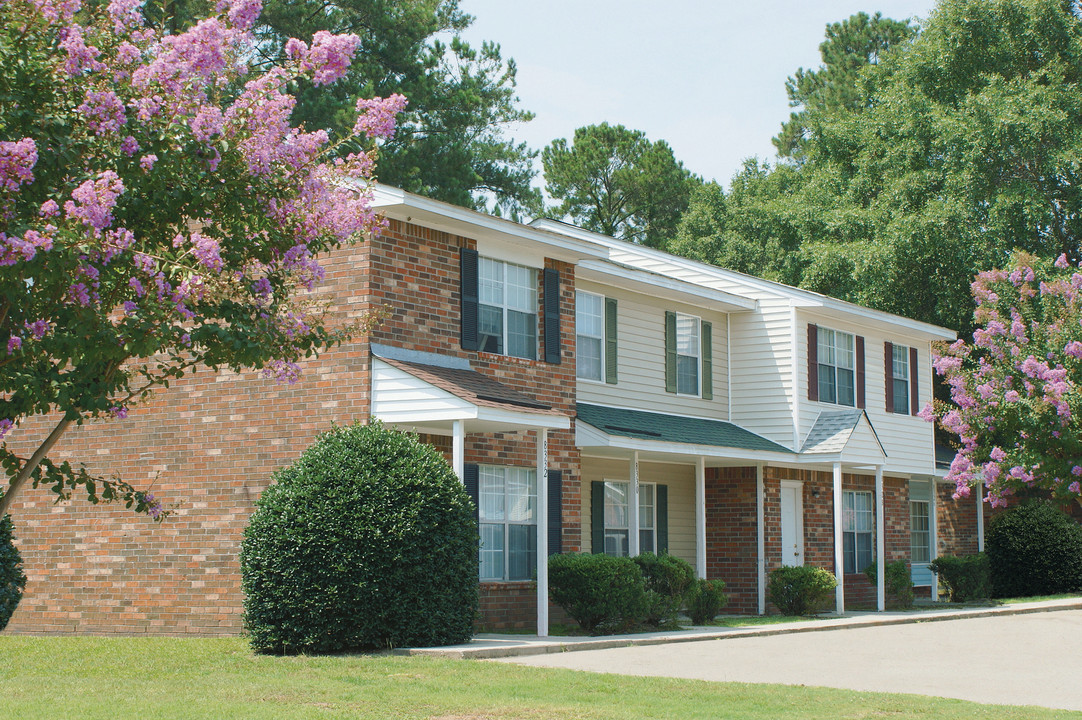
397 596 1082 660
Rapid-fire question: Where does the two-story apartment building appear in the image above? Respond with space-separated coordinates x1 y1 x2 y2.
4 186 983 637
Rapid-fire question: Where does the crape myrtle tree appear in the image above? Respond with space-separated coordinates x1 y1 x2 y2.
0 0 406 519
927 253 1082 508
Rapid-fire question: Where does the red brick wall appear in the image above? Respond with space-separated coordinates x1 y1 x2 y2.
4 218 579 635
704 466 758 613
936 482 983 558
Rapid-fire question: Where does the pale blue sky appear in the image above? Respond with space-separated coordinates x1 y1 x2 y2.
459 1 937 188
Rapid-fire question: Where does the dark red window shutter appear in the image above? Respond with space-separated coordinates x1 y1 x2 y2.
884 341 894 413
807 324 819 402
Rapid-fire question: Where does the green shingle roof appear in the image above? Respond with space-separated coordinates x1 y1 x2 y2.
577 403 792 454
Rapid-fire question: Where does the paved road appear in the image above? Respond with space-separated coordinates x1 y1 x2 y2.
498 609 1082 712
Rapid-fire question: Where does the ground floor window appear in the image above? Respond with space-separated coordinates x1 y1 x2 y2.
602 481 656 556
842 490 873 574
910 500 931 563
478 465 537 581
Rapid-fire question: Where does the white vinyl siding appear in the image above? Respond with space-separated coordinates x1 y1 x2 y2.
576 290 604 382
729 297 796 448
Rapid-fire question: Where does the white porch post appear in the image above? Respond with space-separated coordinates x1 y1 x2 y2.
833 461 845 614
452 420 465 482
875 465 885 612
756 463 766 616
695 456 706 579
629 452 640 557
930 479 939 601
536 428 549 637
976 484 985 552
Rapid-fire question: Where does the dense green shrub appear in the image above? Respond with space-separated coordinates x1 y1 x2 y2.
928 553 991 602
768 565 837 616
985 501 1082 598
685 578 728 625
633 553 695 627
0 510 26 631
241 422 478 654
864 559 915 609
548 553 646 634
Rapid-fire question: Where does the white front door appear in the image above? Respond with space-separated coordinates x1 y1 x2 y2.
780 481 804 566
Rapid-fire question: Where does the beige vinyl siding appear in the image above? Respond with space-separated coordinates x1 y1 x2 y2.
576 281 729 420
799 315 937 475
580 456 697 567
728 296 797 449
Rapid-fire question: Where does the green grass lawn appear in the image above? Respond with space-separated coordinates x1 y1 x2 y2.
0 636 1078 720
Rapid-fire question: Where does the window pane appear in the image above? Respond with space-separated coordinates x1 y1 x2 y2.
676 314 699 356
638 484 655 530
639 529 655 554
910 501 930 563
893 378 909 414
843 532 855 574
479 523 504 580
892 345 909 380
818 364 837 404
818 329 835 365
478 304 503 354
506 468 536 522
605 529 629 557
506 309 536 360
677 355 699 395
479 467 504 521
505 264 537 312
508 524 537 581
479 258 503 305
576 292 604 338
857 533 873 572
837 332 855 370
837 368 855 406
604 482 629 529
577 336 602 381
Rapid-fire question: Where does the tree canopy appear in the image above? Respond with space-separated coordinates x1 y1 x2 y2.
542 123 700 250
0 0 400 517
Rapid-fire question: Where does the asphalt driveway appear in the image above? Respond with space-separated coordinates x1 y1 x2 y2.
497 609 1082 712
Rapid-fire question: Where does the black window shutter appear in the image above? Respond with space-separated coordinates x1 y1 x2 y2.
664 311 677 394
856 335 865 409
605 297 618 384
543 267 561 364
884 341 895 413
701 321 713 400
547 470 562 556
460 248 479 351
807 324 819 401
909 347 919 416
591 481 605 554
463 463 480 527
656 484 669 555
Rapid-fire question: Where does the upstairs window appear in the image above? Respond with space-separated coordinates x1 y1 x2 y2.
675 313 701 396
818 328 856 406
478 258 537 360
576 290 604 381
891 344 910 415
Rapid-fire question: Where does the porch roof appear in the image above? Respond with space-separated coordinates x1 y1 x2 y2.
576 403 790 454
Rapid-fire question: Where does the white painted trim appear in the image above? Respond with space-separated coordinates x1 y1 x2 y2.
726 313 733 422
930 479 939 601
756 464 766 615
833 462 845 614
536 429 549 638
695 456 706 579
875 465 885 612
791 303 801 451
452 420 464 482
977 485 985 552
629 452 640 557
780 479 805 567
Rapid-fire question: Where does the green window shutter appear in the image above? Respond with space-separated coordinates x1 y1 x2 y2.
656 484 669 554
605 297 618 384
701 320 713 400
664 311 677 394
591 481 605 554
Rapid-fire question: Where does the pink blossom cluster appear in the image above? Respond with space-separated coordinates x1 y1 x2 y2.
354 94 409 139
0 138 38 192
295 31 362 86
32 0 81 23
77 90 127 135
64 171 125 232
0 229 54 266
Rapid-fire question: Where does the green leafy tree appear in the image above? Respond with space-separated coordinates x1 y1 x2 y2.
0 0 400 518
542 123 700 250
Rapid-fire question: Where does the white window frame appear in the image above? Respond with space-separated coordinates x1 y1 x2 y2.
842 490 874 574
478 257 537 361
675 312 701 397
818 327 856 407
602 480 656 557
892 344 910 415
478 465 537 581
910 500 931 564
576 290 604 383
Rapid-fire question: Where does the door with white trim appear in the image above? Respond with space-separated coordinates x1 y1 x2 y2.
780 481 804 566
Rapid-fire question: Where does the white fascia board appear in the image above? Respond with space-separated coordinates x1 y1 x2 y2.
799 305 957 343
371 185 608 265
576 421 798 464
533 218 956 341
576 259 756 312
474 406 571 430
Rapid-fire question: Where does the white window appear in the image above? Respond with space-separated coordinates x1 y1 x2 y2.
892 344 910 414
478 258 537 360
676 313 700 396
602 481 656 556
910 500 931 564
478 466 537 581
818 328 855 406
843 490 873 574
576 290 604 381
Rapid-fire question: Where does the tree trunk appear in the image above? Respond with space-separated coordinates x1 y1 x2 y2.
0 417 73 517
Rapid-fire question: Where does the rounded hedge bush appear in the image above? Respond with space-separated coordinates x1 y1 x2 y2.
768 565 837 616
548 553 646 634
985 501 1082 599
241 422 479 654
0 511 26 631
